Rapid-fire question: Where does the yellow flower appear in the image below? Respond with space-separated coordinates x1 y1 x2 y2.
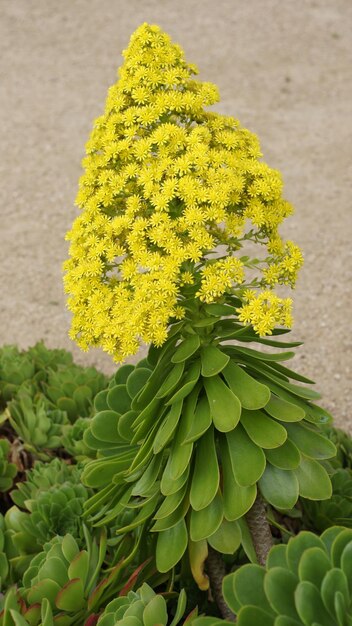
64 23 302 361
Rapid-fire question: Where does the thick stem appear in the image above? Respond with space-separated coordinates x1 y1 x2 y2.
245 492 273 566
206 545 235 621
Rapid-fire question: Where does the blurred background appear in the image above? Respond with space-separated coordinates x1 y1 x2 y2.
0 0 351 428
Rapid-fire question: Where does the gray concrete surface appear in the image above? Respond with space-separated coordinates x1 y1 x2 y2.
0 0 351 429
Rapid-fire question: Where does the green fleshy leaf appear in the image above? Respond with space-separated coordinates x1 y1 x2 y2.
94 389 109 412
341 541 352 589
330 529 352 567
265 440 301 469
200 345 229 377
91 410 121 443
226 425 266 486
27 579 61 605
264 567 299 619
143 595 168 626
285 423 336 460
131 453 163 496
118 410 137 441
55 578 85 612
259 464 299 509
237 606 275 626
161 463 190 497
154 481 188 520
190 426 219 511
57 397 77 420
267 544 288 569
171 335 201 363
169 589 187 626
68 550 89 586
286 532 327 575
294 581 332 626
204 375 241 432
265 395 305 422
114 364 135 384
151 496 189 532
153 401 183 454
294 457 332 500
222 361 270 410
156 519 188 572
190 491 223 542
107 384 131 414
232 346 295 362
298 546 331 588
220 436 257 520
165 361 201 406
230 564 272 612
156 362 185 399
207 519 241 554
241 409 287 449
183 395 212 444
126 368 151 399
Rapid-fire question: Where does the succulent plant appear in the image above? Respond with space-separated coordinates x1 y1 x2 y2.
0 514 10 590
96 583 189 626
62 417 96 461
82 316 336 578
0 587 54 626
300 468 352 532
42 364 109 422
0 346 35 405
7 389 69 457
1 531 126 626
216 526 352 625
0 438 17 492
323 425 352 470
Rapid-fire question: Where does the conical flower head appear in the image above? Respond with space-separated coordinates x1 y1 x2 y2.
64 23 303 362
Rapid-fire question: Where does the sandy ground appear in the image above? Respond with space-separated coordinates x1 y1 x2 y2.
0 0 351 430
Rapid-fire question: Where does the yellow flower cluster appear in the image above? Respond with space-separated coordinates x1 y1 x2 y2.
263 241 304 287
238 290 293 336
63 23 303 361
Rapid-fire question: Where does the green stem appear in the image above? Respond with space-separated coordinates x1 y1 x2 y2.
245 492 273 566
206 545 235 621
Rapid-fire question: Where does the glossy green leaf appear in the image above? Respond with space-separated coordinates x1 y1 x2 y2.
298 547 331 588
229 564 271 612
27 579 61 605
154 481 188 520
242 360 321 400
126 368 151 399
241 409 287 449
169 589 187 626
286 532 327 575
264 567 299 620
190 491 223 542
190 427 219 510
233 346 295 362
204 375 241 432
295 581 332 626
55 578 85 612
259 464 299 509
204 303 236 316
267 544 288 569
200 345 229 377
226 425 266 486
265 440 301 469
143 595 168 626
114 364 135 384
82 452 134 487
341 541 352 588
165 361 201 406
151 496 189 532
161 463 190 497
294 457 332 500
223 361 270 409
285 423 336 459
171 335 201 363
183 395 212 444
107 384 131 414
94 389 109 412
265 395 305 422
91 410 121 443
156 519 188 572
208 519 241 554
131 453 163 497
155 362 185 398
220 436 257 520
330 529 352 567
267 361 315 384
117 410 137 442
153 401 183 454
237 607 275 626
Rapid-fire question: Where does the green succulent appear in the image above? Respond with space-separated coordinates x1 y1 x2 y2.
0 587 54 626
1 531 125 626
61 417 96 461
42 364 109 422
82 313 336 579
323 425 352 470
0 515 10 590
215 526 352 625
97 583 189 626
300 468 352 532
26 341 73 374
0 438 17 492
10 458 83 508
0 346 35 405
7 389 69 457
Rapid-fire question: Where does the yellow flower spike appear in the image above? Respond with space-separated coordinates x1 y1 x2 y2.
64 23 303 362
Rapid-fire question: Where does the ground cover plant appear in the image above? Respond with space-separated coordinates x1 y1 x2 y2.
1 22 351 625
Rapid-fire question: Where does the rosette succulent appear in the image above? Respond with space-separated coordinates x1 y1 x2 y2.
0 346 35 405
82 322 336 579
218 526 352 625
96 583 189 626
0 438 17 492
323 425 352 470
301 468 352 532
